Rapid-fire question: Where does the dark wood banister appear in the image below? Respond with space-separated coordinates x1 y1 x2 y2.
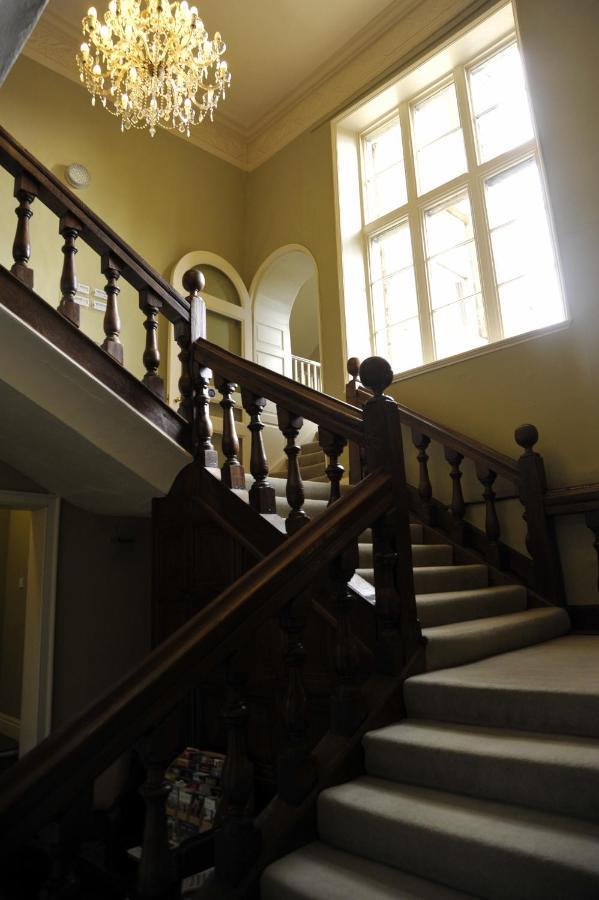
545 483 599 516
346 364 519 482
196 338 365 445
0 125 189 325
0 471 391 849
394 400 520 483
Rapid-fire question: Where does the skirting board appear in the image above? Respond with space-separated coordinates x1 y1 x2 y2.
0 711 20 741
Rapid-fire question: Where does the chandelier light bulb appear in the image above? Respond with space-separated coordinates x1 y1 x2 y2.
76 0 231 137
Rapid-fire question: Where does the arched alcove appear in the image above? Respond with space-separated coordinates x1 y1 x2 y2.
250 245 321 384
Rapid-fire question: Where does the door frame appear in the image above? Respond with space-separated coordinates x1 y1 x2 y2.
0 491 60 756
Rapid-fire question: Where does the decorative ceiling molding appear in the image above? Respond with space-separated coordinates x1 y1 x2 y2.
23 0 484 172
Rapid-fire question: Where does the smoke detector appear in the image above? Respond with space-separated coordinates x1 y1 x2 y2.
65 163 91 190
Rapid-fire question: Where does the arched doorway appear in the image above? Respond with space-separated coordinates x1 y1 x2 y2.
250 245 321 388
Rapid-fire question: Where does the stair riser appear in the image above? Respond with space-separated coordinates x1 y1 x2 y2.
359 544 453 568
364 735 599 822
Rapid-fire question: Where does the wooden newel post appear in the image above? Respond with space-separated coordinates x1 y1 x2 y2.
515 424 565 605
11 172 38 288
175 267 206 421
329 544 365 735
277 590 317 803
101 252 123 364
137 727 179 900
215 665 260 886
140 289 164 398
57 214 82 326
360 356 422 673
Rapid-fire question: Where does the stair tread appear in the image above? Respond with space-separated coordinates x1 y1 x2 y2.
319 777 599 899
357 563 489 594
422 606 569 670
359 543 453 568
261 841 476 900
405 633 599 738
364 719 599 821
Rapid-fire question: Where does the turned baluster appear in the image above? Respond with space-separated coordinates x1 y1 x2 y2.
584 510 599 592
215 376 245 488
445 447 465 541
477 466 501 566
277 591 317 804
515 424 565 604
100 252 123 364
329 545 364 734
57 214 83 326
139 289 164 398
319 428 346 505
215 665 259 886
191 358 218 467
412 430 433 524
241 390 276 512
360 356 422 673
11 173 38 288
137 728 178 900
175 268 206 421
277 407 309 534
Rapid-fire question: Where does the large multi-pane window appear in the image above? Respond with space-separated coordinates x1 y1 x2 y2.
354 29 565 374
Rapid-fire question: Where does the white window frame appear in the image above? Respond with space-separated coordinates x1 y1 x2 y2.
333 3 569 381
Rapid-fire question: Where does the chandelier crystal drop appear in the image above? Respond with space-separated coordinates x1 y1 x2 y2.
76 0 231 137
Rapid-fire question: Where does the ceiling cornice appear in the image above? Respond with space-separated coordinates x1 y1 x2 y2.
22 0 481 173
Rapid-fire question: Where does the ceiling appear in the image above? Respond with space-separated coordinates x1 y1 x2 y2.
22 0 426 168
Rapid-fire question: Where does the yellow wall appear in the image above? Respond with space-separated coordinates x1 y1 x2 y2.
0 55 247 381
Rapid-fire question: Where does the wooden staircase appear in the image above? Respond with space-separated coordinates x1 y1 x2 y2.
1 123 599 898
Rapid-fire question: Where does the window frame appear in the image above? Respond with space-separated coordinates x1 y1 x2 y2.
340 14 568 380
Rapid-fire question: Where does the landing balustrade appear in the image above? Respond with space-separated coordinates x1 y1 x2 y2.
291 353 321 391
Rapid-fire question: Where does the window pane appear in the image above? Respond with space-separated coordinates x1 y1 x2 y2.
425 192 487 356
412 83 467 194
469 43 534 162
370 221 413 282
433 295 488 359
375 318 423 373
485 159 565 336
369 221 422 370
363 118 407 221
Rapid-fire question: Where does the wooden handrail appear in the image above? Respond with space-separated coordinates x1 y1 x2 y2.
394 401 520 482
545 483 599 516
0 125 189 325
196 338 365 444
0 471 391 848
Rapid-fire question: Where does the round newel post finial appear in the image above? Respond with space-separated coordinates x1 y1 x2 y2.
359 356 393 397
347 357 361 381
515 423 539 456
182 266 205 297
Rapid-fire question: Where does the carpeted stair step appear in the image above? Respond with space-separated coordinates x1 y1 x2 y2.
302 441 322 454
359 543 453 568
318 777 599 900
364 719 599 822
356 564 488 594
404 633 599 738
417 584 526 628
299 450 326 468
300 461 327 480
260 841 476 899
265 475 332 501
422 606 569 670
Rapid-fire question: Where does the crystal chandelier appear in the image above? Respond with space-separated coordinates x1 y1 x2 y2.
76 1 231 137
